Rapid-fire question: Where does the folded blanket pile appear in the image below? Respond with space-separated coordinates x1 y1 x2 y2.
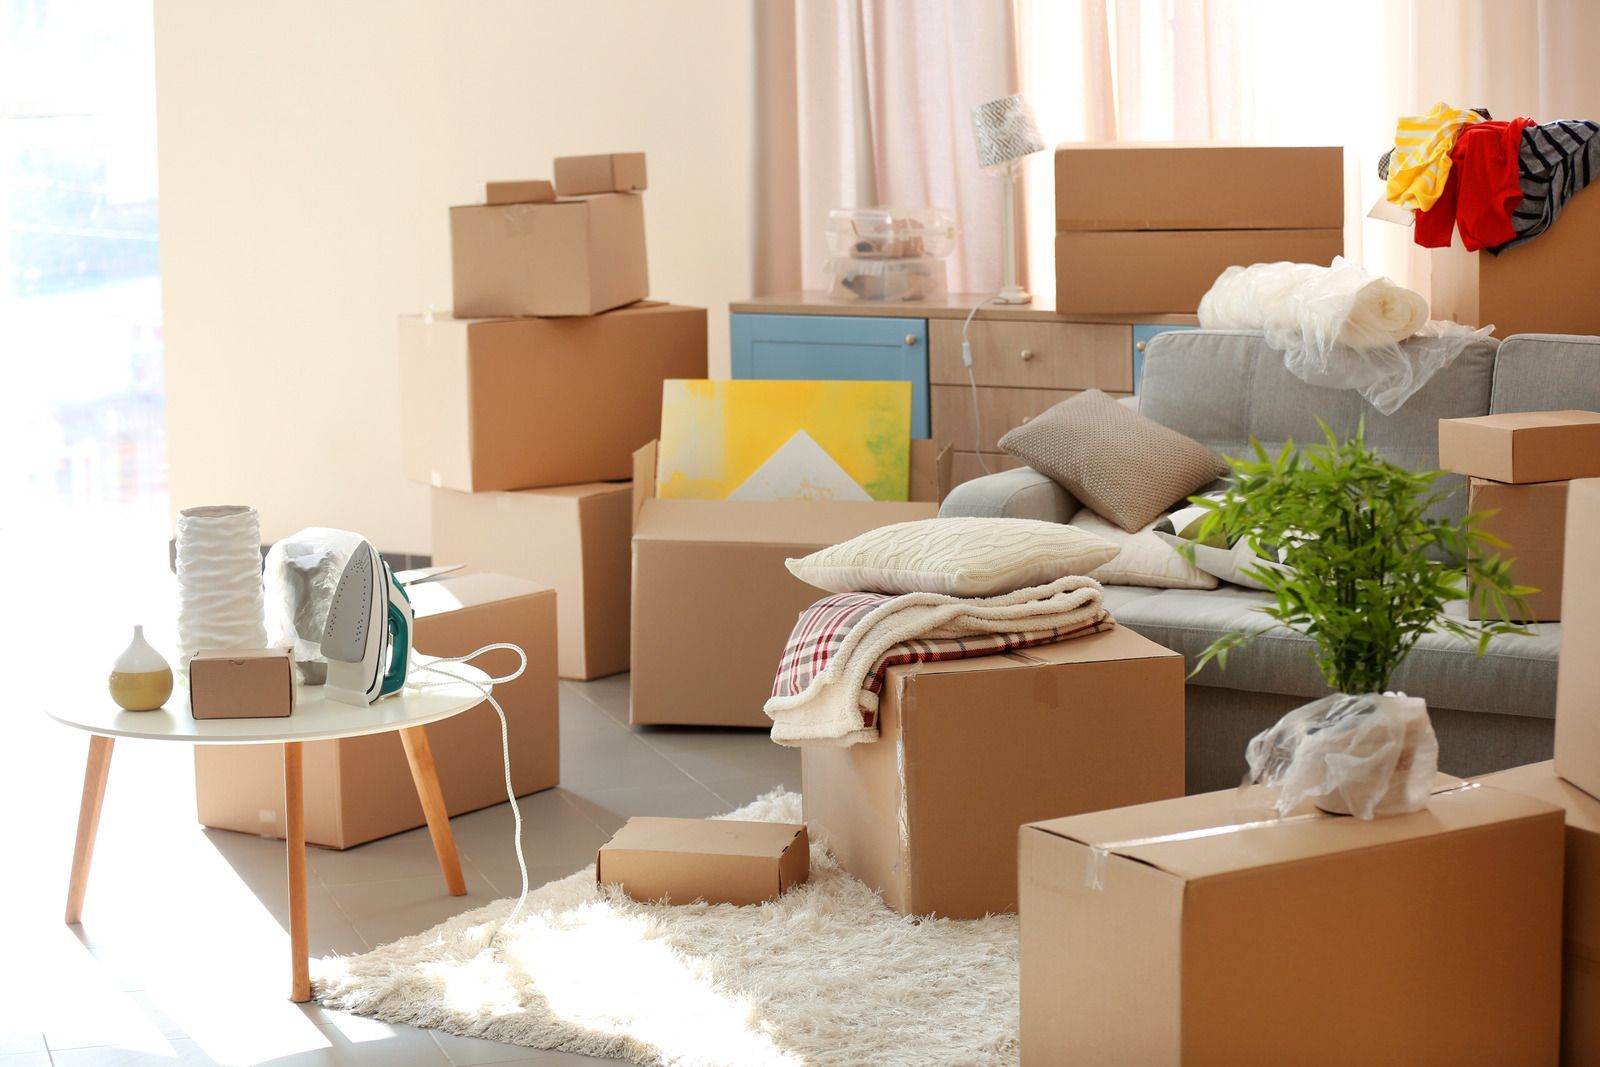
765 575 1110 747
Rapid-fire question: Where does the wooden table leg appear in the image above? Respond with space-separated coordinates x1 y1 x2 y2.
65 735 114 924
399 726 467 897
284 741 310 1003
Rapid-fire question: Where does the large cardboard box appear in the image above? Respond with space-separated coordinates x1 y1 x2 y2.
1055 228 1343 314
1468 478 1568 622
803 626 1183 919
596 818 808 906
1432 182 1600 337
1054 144 1344 231
399 303 707 493
1556 479 1600 800
1018 783 1564 1066
194 573 559 848
1476 761 1600 1066
450 191 647 318
629 439 950 727
1440 410 1600 484
431 482 632 680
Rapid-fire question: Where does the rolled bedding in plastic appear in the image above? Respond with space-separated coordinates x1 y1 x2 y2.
1198 256 1492 414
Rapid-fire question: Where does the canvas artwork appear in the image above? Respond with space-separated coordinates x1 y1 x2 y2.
656 379 912 502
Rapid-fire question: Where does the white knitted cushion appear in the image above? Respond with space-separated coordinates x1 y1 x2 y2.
785 517 1118 597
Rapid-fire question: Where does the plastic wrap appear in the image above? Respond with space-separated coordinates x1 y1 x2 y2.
263 527 366 684
1245 692 1439 820
1197 257 1492 414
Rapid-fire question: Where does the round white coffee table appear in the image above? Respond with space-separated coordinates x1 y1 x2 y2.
49 662 490 1002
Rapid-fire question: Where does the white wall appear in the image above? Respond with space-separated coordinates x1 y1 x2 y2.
155 0 753 551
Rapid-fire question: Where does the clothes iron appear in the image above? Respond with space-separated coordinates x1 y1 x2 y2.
320 540 413 706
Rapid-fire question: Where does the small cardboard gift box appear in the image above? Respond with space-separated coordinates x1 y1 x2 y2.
597 817 808 905
803 625 1184 919
1018 783 1564 1066
1439 410 1600 484
189 648 295 719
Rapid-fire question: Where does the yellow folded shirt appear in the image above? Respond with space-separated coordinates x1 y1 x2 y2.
1384 102 1484 211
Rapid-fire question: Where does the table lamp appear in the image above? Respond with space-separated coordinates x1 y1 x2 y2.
971 93 1045 304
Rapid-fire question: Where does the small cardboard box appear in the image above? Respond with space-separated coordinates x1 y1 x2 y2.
554 152 647 196
1439 410 1600 484
1468 478 1568 622
1018 783 1564 1066
1055 228 1343 314
597 818 808 905
450 191 647 318
804 626 1184 919
1475 761 1600 1066
399 303 707 493
194 573 559 848
431 482 632 680
1432 182 1600 337
189 648 295 719
629 439 950 727
1054 143 1344 231
484 179 555 206
1556 479 1600 802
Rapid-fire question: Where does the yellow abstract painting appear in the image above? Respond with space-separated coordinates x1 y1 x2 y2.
656 379 912 502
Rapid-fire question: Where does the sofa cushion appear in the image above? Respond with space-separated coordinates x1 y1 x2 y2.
1099 584 1559 720
1491 334 1600 413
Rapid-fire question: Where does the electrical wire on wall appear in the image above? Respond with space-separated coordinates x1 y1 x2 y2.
960 295 998 475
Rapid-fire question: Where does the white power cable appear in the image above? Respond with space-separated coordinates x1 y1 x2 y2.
960 294 999 475
406 643 532 925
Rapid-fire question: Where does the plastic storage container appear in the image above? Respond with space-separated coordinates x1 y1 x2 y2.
826 208 957 259
825 256 948 303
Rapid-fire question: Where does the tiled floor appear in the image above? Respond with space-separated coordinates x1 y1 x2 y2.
6 516 799 1066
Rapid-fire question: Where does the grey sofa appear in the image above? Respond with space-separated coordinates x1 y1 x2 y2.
942 331 1600 792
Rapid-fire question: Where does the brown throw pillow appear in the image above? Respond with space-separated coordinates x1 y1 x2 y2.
999 390 1229 532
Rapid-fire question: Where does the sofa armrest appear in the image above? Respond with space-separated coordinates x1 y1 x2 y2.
938 467 1079 523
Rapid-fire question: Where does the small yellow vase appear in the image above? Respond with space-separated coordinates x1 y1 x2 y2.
109 625 174 711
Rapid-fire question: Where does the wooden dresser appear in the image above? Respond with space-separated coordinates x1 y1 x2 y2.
729 292 1198 487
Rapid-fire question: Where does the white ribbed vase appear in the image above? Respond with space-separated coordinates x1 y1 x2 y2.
175 505 267 677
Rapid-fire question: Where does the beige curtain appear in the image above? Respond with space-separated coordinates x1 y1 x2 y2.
753 0 1019 296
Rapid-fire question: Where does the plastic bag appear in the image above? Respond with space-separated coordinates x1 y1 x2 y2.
1245 692 1438 819
1198 257 1493 415
263 527 366 684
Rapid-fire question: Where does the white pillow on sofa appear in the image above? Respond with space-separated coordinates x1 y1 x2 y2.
1072 509 1218 590
785 517 1119 597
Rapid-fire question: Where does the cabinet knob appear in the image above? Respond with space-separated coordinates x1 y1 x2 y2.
1135 341 1149 352
904 333 918 346
1019 348 1034 362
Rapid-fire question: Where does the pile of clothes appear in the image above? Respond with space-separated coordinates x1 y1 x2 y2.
1380 101 1600 253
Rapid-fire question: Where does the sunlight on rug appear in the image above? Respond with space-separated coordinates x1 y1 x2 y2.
313 790 1020 1066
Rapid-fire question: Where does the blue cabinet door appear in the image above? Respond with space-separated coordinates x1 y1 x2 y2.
730 313 930 438
1132 324 1199 395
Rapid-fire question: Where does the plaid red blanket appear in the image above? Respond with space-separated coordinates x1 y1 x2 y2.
771 590 1114 732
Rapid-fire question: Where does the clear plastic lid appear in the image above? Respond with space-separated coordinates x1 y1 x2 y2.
825 207 957 259
824 256 948 302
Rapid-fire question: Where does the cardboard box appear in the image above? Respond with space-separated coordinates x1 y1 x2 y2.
629 438 950 727
485 179 555 206
194 573 559 848
399 303 707 493
1054 143 1344 231
596 818 808 905
1556 479 1600 801
430 482 632 680
450 192 647 318
1055 228 1343 314
1018 783 1564 1066
1468 478 1567 621
189 648 294 719
1432 181 1600 337
1439 410 1600 484
1475 761 1600 1066
554 152 647 196
804 626 1184 919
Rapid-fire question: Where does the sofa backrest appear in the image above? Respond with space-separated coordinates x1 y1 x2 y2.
1490 334 1600 413
1137 329 1501 519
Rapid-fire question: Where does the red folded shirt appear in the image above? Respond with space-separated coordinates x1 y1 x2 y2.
1414 117 1532 251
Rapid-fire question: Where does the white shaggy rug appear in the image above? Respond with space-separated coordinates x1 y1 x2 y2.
313 790 1021 1066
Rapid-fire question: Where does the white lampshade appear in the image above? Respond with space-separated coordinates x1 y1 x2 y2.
971 94 1045 172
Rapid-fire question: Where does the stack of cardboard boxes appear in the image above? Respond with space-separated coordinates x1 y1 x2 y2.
410 154 709 682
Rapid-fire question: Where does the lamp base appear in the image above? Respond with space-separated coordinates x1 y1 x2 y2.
993 285 1032 305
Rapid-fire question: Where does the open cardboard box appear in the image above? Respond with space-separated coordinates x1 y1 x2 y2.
628 438 951 727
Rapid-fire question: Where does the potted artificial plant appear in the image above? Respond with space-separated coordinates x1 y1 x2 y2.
1185 421 1532 816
